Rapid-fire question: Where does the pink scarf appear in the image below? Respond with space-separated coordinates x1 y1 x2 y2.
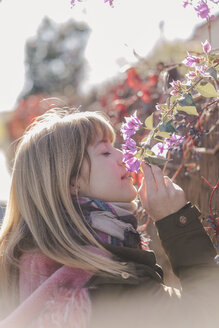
0 200 141 328
0 249 102 328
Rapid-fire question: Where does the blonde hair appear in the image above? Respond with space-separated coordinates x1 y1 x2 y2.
0 108 126 316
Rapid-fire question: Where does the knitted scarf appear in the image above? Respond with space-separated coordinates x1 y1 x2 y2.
73 197 142 249
0 199 145 328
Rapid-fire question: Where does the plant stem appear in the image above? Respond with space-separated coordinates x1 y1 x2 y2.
186 76 203 93
162 151 171 175
172 162 184 182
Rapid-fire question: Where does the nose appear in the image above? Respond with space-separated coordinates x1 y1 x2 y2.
115 148 124 165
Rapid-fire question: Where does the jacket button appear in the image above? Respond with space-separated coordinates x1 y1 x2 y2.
179 215 187 225
121 272 130 279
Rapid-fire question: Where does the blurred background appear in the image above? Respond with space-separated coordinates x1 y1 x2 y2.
0 0 218 287
0 0 218 217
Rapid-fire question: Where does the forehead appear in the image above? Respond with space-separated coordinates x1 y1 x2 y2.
88 122 115 147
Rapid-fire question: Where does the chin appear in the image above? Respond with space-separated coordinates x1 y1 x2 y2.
123 187 138 202
129 192 138 202
105 191 137 203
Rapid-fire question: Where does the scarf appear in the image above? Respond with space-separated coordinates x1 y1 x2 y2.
73 197 143 249
0 199 148 328
0 253 93 328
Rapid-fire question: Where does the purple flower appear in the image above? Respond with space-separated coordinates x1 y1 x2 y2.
122 138 137 153
124 156 141 173
196 64 208 75
166 133 184 147
70 0 83 7
186 64 208 79
104 0 114 6
183 1 190 8
121 125 135 139
202 40 211 54
169 80 182 96
70 0 76 6
155 104 162 111
122 147 140 173
124 111 142 128
123 150 135 161
182 53 200 67
170 90 179 96
121 111 142 140
194 0 210 19
151 134 184 158
151 143 169 158
186 70 197 80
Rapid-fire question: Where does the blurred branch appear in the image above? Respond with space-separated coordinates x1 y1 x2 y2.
192 143 219 155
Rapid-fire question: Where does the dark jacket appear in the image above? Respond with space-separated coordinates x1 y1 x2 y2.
1 203 218 328
87 202 219 328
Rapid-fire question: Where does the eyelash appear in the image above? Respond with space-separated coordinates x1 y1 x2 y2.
103 152 111 156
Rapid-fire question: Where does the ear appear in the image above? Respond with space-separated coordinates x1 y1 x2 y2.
70 181 80 195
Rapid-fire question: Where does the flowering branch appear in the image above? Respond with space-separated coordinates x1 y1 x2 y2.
121 40 219 174
183 0 219 42
183 0 218 21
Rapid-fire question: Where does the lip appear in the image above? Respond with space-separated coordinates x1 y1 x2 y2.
121 172 131 180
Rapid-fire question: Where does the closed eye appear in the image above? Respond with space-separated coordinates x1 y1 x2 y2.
103 152 111 156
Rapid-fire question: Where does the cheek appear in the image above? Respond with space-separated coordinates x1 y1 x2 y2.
77 162 91 190
89 158 122 190
90 167 119 192
94 160 116 178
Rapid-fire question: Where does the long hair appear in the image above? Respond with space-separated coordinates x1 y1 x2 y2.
0 108 126 316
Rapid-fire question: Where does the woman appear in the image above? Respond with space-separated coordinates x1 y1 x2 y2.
0 108 218 328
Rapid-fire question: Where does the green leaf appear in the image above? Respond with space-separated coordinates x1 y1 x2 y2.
159 104 168 111
196 82 219 98
155 131 171 138
204 67 217 80
159 119 176 133
178 93 195 107
144 149 155 156
140 136 149 143
163 116 172 124
143 154 168 166
209 54 218 61
135 149 144 159
176 105 199 116
140 130 154 146
170 95 181 104
144 113 153 130
175 94 198 115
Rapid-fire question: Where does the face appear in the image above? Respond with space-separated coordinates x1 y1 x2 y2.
73 138 137 202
